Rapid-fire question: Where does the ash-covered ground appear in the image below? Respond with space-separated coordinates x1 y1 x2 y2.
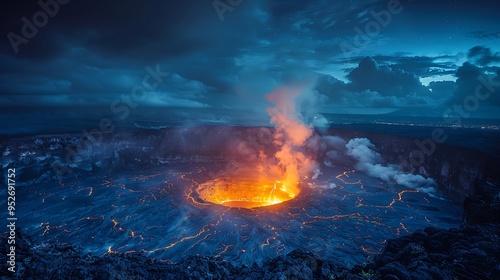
14 161 461 267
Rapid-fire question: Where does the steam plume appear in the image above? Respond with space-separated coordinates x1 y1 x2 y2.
346 138 436 193
266 86 317 195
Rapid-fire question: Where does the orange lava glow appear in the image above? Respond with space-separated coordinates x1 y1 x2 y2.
196 85 316 209
196 174 298 209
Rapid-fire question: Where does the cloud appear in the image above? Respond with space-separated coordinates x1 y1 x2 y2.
345 138 382 167
160 73 215 98
315 57 444 108
467 30 500 41
467 46 500 66
344 55 458 78
314 53 500 112
0 63 215 108
346 138 436 193
314 75 347 102
322 135 346 150
321 135 347 166
264 0 379 40
346 57 432 97
427 81 457 100
143 92 211 108
447 62 500 106
1 0 500 119
339 90 436 108
0 0 271 104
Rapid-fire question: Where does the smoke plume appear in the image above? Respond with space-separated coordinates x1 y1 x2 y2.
266 86 317 195
346 138 436 193
263 86 435 195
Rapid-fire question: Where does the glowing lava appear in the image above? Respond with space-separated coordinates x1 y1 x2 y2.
196 175 298 209
196 85 315 209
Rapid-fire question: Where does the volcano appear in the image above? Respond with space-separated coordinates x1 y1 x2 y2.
4 125 478 266
2 88 497 268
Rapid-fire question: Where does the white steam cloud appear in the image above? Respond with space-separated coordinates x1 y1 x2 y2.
346 138 436 193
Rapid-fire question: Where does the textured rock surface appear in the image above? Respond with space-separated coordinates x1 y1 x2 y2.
1 128 499 279
1 186 499 279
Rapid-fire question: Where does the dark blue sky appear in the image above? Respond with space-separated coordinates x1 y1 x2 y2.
1 0 499 119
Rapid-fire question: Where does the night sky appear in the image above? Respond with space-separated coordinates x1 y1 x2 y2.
1 0 499 120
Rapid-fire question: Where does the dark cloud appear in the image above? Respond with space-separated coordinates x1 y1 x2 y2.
314 75 347 102
445 62 500 106
428 81 456 100
0 0 499 117
264 0 379 39
1 1 252 60
315 57 441 108
467 46 500 66
0 0 267 107
340 90 433 108
467 30 500 40
338 54 459 78
382 56 457 78
346 57 431 97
